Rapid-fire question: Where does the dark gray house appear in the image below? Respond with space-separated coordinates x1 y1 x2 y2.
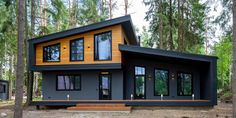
27 15 217 107
0 79 8 100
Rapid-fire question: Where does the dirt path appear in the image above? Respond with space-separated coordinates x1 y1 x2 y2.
0 102 232 118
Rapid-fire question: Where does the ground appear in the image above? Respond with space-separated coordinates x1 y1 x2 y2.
0 101 232 118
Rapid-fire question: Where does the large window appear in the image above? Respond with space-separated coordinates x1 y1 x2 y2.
134 66 145 99
43 43 60 62
177 72 193 96
70 38 84 61
57 75 81 91
0 84 6 93
154 69 169 96
94 31 112 60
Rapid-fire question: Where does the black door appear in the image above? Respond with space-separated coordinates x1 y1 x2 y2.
99 74 111 100
134 66 146 99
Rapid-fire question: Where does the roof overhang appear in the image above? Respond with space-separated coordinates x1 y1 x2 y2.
28 15 138 45
119 44 218 62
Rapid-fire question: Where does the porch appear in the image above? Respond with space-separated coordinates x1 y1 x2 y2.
30 99 211 107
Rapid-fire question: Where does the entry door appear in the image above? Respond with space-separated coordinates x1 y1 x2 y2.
99 74 111 100
134 66 146 99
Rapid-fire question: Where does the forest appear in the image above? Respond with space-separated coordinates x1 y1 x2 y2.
0 0 234 117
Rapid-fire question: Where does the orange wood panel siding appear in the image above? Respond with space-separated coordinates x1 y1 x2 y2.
35 25 124 65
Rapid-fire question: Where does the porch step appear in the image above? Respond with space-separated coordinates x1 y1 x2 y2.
67 103 131 112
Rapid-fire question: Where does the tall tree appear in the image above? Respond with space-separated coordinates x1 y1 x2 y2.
232 0 236 116
14 0 25 117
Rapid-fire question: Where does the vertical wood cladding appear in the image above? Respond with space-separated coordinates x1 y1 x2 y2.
35 25 124 65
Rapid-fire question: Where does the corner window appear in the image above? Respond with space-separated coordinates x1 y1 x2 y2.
0 84 6 93
70 38 84 61
94 31 112 60
177 72 193 96
57 75 81 91
43 43 60 62
154 69 169 96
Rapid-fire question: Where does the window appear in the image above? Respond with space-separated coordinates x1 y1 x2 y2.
177 72 193 96
94 31 112 60
57 75 81 91
43 43 60 62
154 69 169 96
70 38 84 61
0 84 6 93
134 66 145 99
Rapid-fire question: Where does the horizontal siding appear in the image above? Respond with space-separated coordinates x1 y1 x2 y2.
35 25 124 65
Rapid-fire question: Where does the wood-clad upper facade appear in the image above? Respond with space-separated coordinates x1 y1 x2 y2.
35 24 126 65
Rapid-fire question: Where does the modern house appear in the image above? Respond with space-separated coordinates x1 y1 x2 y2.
28 15 217 107
0 79 9 100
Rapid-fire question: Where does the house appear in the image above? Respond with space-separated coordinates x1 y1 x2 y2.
27 15 217 107
0 79 9 100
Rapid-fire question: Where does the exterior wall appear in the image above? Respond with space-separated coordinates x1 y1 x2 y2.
42 70 123 100
0 81 8 100
35 25 124 65
124 56 204 100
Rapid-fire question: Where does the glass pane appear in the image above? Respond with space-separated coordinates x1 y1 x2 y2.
154 69 169 96
135 76 145 98
69 76 74 90
74 76 81 90
102 76 109 89
57 76 65 90
64 76 70 90
95 32 111 60
177 73 192 96
71 39 84 61
43 44 60 61
135 66 145 75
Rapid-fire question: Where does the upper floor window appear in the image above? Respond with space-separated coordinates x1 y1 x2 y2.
177 72 193 96
94 31 112 60
70 38 84 61
43 43 60 62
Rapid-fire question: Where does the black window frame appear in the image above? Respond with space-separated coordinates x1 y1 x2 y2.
154 68 169 96
56 74 81 91
0 84 6 93
43 43 61 62
70 38 84 61
134 66 146 99
177 72 193 96
94 31 112 61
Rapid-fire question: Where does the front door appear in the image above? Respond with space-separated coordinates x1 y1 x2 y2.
134 66 146 99
99 74 111 100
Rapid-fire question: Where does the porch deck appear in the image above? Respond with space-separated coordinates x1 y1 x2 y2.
30 99 212 107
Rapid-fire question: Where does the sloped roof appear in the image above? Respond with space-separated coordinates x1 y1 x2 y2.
119 44 217 62
28 15 138 45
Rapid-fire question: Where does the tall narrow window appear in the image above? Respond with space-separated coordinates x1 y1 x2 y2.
177 72 193 96
94 31 112 60
57 75 81 91
70 38 84 61
43 43 60 62
134 66 145 99
154 69 169 96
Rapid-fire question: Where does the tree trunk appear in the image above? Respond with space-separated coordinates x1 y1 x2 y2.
169 0 173 50
109 0 112 19
159 0 163 49
232 0 236 117
14 0 25 117
0 62 2 80
124 0 128 15
177 0 181 51
181 1 185 51
31 0 35 38
8 55 13 100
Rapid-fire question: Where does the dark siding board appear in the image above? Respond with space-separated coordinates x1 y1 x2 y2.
42 70 123 100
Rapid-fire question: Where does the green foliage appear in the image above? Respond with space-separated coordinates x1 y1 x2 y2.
212 34 232 89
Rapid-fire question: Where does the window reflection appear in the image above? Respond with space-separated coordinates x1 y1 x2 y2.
154 69 169 96
43 44 60 62
70 39 84 61
177 73 192 96
94 32 112 60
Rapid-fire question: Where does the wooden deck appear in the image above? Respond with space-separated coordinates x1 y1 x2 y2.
30 99 212 107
